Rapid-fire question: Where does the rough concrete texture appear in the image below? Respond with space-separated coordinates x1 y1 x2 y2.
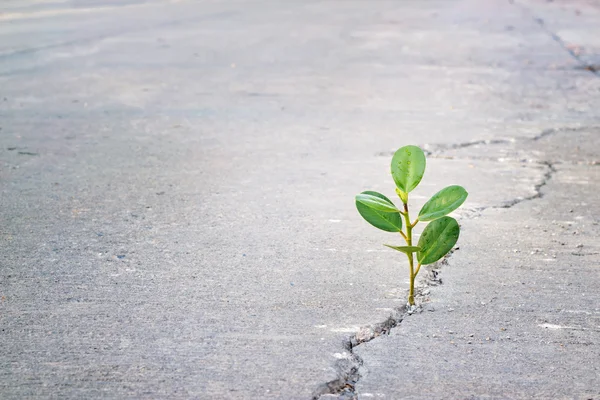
0 0 599 399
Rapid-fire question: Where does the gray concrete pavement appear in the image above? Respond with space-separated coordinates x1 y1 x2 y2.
1 0 599 399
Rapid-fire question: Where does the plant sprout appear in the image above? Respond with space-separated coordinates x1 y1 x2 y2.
355 145 468 306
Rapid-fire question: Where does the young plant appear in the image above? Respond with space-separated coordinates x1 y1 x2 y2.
355 145 468 306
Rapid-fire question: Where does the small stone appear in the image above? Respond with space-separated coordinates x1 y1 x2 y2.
356 326 375 343
469 334 474 337
467 341 472 344
576 244 584 248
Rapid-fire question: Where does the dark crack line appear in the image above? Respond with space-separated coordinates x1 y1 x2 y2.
511 0 599 77
442 160 556 219
422 126 600 169
376 126 600 160
375 139 512 158
491 160 555 209
531 127 558 142
310 307 406 400
429 126 596 155
311 266 444 400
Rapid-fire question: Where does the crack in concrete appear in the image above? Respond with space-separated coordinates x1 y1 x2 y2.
310 307 405 400
492 160 556 209
376 139 514 158
377 126 600 161
511 0 600 77
531 127 561 142
447 160 556 216
311 266 445 400
426 126 592 155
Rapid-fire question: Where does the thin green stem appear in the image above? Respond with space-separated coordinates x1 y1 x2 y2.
402 202 415 306
407 254 415 305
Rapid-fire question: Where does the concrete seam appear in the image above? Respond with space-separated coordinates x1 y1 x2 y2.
510 0 600 76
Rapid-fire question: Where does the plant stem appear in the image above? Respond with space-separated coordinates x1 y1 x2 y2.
402 202 416 306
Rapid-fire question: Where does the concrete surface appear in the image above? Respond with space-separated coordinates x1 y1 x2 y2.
0 0 599 399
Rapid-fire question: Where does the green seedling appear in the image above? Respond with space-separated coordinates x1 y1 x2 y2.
355 145 468 306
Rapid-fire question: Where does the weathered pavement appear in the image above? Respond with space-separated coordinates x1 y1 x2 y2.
1 0 599 399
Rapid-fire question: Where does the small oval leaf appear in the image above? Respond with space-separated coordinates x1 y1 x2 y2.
417 216 460 265
384 244 421 255
355 191 403 232
356 192 400 213
418 185 468 221
391 145 426 194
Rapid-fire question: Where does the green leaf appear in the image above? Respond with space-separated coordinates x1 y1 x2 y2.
391 145 426 194
418 185 468 221
384 244 421 255
417 216 460 265
355 192 400 213
355 191 403 232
